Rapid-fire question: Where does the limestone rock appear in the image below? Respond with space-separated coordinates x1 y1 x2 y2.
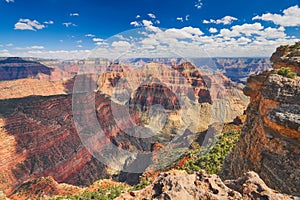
117 170 295 200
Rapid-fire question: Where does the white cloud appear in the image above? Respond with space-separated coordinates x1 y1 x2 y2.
209 28 218 33
70 13 79 17
93 38 104 42
0 49 12 57
176 17 184 22
203 20 210 24
142 20 153 27
195 0 203 9
111 41 131 49
237 37 251 45
85 34 95 37
5 0 14 3
130 21 141 27
252 5 300 27
148 13 156 19
231 22 264 36
203 16 238 25
15 46 44 50
14 19 45 31
62 22 77 27
136 15 141 19
44 20 54 25
6 43 13 47
185 15 190 21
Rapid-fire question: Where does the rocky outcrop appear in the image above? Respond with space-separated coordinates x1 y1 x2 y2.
117 170 295 200
221 68 300 194
271 42 300 75
9 176 84 200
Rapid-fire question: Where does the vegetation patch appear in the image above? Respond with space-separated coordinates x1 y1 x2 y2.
277 67 297 79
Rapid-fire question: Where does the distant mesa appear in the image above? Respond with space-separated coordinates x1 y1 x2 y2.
0 57 54 81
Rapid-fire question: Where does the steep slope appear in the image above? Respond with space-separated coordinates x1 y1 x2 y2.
221 44 300 196
0 94 110 195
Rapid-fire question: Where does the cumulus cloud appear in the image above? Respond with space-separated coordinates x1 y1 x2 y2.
14 46 45 50
195 0 203 9
252 5 300 27
44 20 54 25
142 20 153 27
231 22 264 36
93 38 104 42
176 15 190 22
203 16 238 25
209 28 218 33
185 15 190 21
70 13 79 17
62 22 77 27
14 19 45 31
5 0 14 3
176 17 184 22
148 13 156 19
85 34 95 37
130 21 141 27
111 41 131 49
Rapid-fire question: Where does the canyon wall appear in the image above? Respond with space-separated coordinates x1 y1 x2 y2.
221 44 300 196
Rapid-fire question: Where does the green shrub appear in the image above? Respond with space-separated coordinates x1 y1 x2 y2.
129 179 150 191
180 130 241 174
277 67 297 79
51 185 126 200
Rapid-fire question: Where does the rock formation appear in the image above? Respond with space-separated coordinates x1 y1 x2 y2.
117 170 295 200
271 42 300 75
221 43 300 196
0 60 249 197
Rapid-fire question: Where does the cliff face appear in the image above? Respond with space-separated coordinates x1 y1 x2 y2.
0 94 110 195
221 45 300 195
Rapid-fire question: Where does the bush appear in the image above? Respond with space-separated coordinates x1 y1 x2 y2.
180 129 241 174
277 67 297 79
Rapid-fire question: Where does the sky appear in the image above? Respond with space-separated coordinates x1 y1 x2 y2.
0 0 300 59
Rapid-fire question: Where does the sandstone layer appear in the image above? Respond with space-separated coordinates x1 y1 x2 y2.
221 70 300 195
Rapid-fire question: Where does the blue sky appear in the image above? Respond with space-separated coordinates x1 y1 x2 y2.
0 0 300 58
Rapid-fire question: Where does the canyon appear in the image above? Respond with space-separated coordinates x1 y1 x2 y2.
0 57 249 197
0 50 298 199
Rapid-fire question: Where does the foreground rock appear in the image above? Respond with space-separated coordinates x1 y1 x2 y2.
117 170 295 200
221 42 300 196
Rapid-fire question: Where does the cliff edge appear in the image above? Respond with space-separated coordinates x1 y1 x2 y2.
221 42 300 196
